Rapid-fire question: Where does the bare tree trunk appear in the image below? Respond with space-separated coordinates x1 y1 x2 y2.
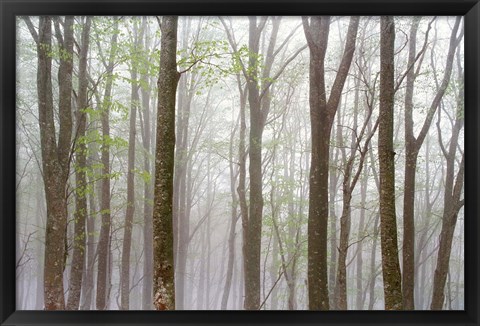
335 81 378 310
431 86 464 310
96 18 119 310
27 15 75 310
302 16 359 310
35 177 45 309
153 16 179 311
140 17 154 310
402 17 461 310
67 16 91 310
356 168 368 310
328 118 341 309
120 20 142 310
221 114 240 309
243 16 265 310
173 18 194 309
81 167 96 310
378 16 403 310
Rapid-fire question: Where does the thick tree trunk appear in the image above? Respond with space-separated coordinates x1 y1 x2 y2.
302 16 359 310
67 17 91 310
32 16 75 310
153 16 179 311
378 16 403 310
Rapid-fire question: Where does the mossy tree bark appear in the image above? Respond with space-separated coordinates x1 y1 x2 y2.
378 16 403 311
153 16 180 311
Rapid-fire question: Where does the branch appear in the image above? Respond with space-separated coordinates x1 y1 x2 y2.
259 44 307 100
22 16 39 44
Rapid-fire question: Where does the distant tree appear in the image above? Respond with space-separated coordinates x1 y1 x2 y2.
430 50 464 310
96 18 119 310
402 17 461 309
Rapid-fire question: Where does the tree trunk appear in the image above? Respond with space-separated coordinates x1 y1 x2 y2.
243 16 265 310
31 16 75 310
173 18 194 309
402 17 460 310
120 20 142 310
431 89 465 310
378 16 403 310
96 18 119 310
221 114 240 309
302 16 359 310
355 168 368 310
153 16 179 311
67 16 91 310
140 17 154 310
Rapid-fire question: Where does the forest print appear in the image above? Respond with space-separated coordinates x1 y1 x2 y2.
16 16 464 310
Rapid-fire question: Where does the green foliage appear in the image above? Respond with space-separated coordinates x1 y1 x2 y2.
134 168 152 183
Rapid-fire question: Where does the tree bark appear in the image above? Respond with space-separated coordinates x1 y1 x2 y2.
302 16 359 310
31 16 75 310
378 16 403 310
67 16 91 310
243 16 265 310
96 18 119 310
153 16 180 311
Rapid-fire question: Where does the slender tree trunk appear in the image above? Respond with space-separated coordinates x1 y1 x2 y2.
431 105 464 309
402 17 461 310
67 17 91 310
356 168 368 310
96 18 119 310
81 166 96 310
120 20 142 310
35 178 45 309
244 16 265 310
140 17 154 310
173 18 193 309
221 116 240 309
328 119 341 308
153 16 179 311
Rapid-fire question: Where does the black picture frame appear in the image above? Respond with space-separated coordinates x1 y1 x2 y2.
1 0 478 325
